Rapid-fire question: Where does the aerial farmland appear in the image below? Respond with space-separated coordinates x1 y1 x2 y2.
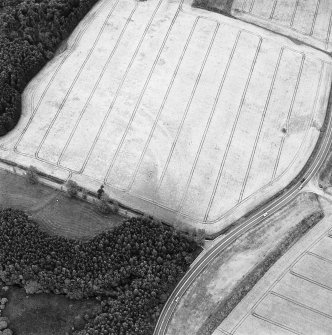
1 0 331 234
213 198 332 335
1 0 332 334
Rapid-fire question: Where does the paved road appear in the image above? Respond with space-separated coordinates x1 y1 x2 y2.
153 85 332 335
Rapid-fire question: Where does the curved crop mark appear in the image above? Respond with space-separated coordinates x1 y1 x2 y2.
272 54 305 180
238 47 284 202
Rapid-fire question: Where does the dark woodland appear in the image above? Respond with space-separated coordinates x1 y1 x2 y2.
0 0 99 135
0 209 200 334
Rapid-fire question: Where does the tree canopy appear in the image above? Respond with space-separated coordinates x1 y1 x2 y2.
0 0 99 135
0 209 200 334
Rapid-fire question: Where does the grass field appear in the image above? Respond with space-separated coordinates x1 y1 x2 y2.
0 0 331 234
0 168 123 240
1 285 99 335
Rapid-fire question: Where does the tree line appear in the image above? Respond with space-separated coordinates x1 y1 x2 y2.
0 209 201 334
0 0 99 135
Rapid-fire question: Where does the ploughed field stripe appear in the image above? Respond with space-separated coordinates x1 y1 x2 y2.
272 55 305 180
204 34 262 222
57 0 167 173
238 47 284 203
35 0 122 161
14 0 115 156
57 3 139 168
79 0 178 178
125 17 202 192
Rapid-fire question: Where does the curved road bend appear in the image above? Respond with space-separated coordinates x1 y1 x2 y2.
153 88 332 335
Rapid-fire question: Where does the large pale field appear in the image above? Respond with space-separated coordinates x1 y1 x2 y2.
214 199 332 335
0 0 331 232
231 0 332 52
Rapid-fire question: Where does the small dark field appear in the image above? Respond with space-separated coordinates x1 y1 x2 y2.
192 0 234 16
0 168 123 240
1 284 99 335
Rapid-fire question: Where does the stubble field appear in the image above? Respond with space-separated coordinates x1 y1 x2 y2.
214 199 332 335
0 0 331 233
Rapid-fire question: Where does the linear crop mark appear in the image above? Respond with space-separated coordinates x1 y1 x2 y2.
58 3 138 168
13 0 103 154
248 0 256 14
12 0 163 181
310 0 321 36
156 21 220 191
269 0 279 19
290 269 332 292
35 0 121 160
242 0 330 45
240 0 249 12
306 251 332 265
103 11 198 186
272 54 305 180
238 48 284 203
270 291 332 321
203 36 262 223
176 31 242 215
251 311 301 335
126 18 201 192
290 0 300 28
214 328 231 335
326 11 332 50
77 0 172 175
276 60 324 180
